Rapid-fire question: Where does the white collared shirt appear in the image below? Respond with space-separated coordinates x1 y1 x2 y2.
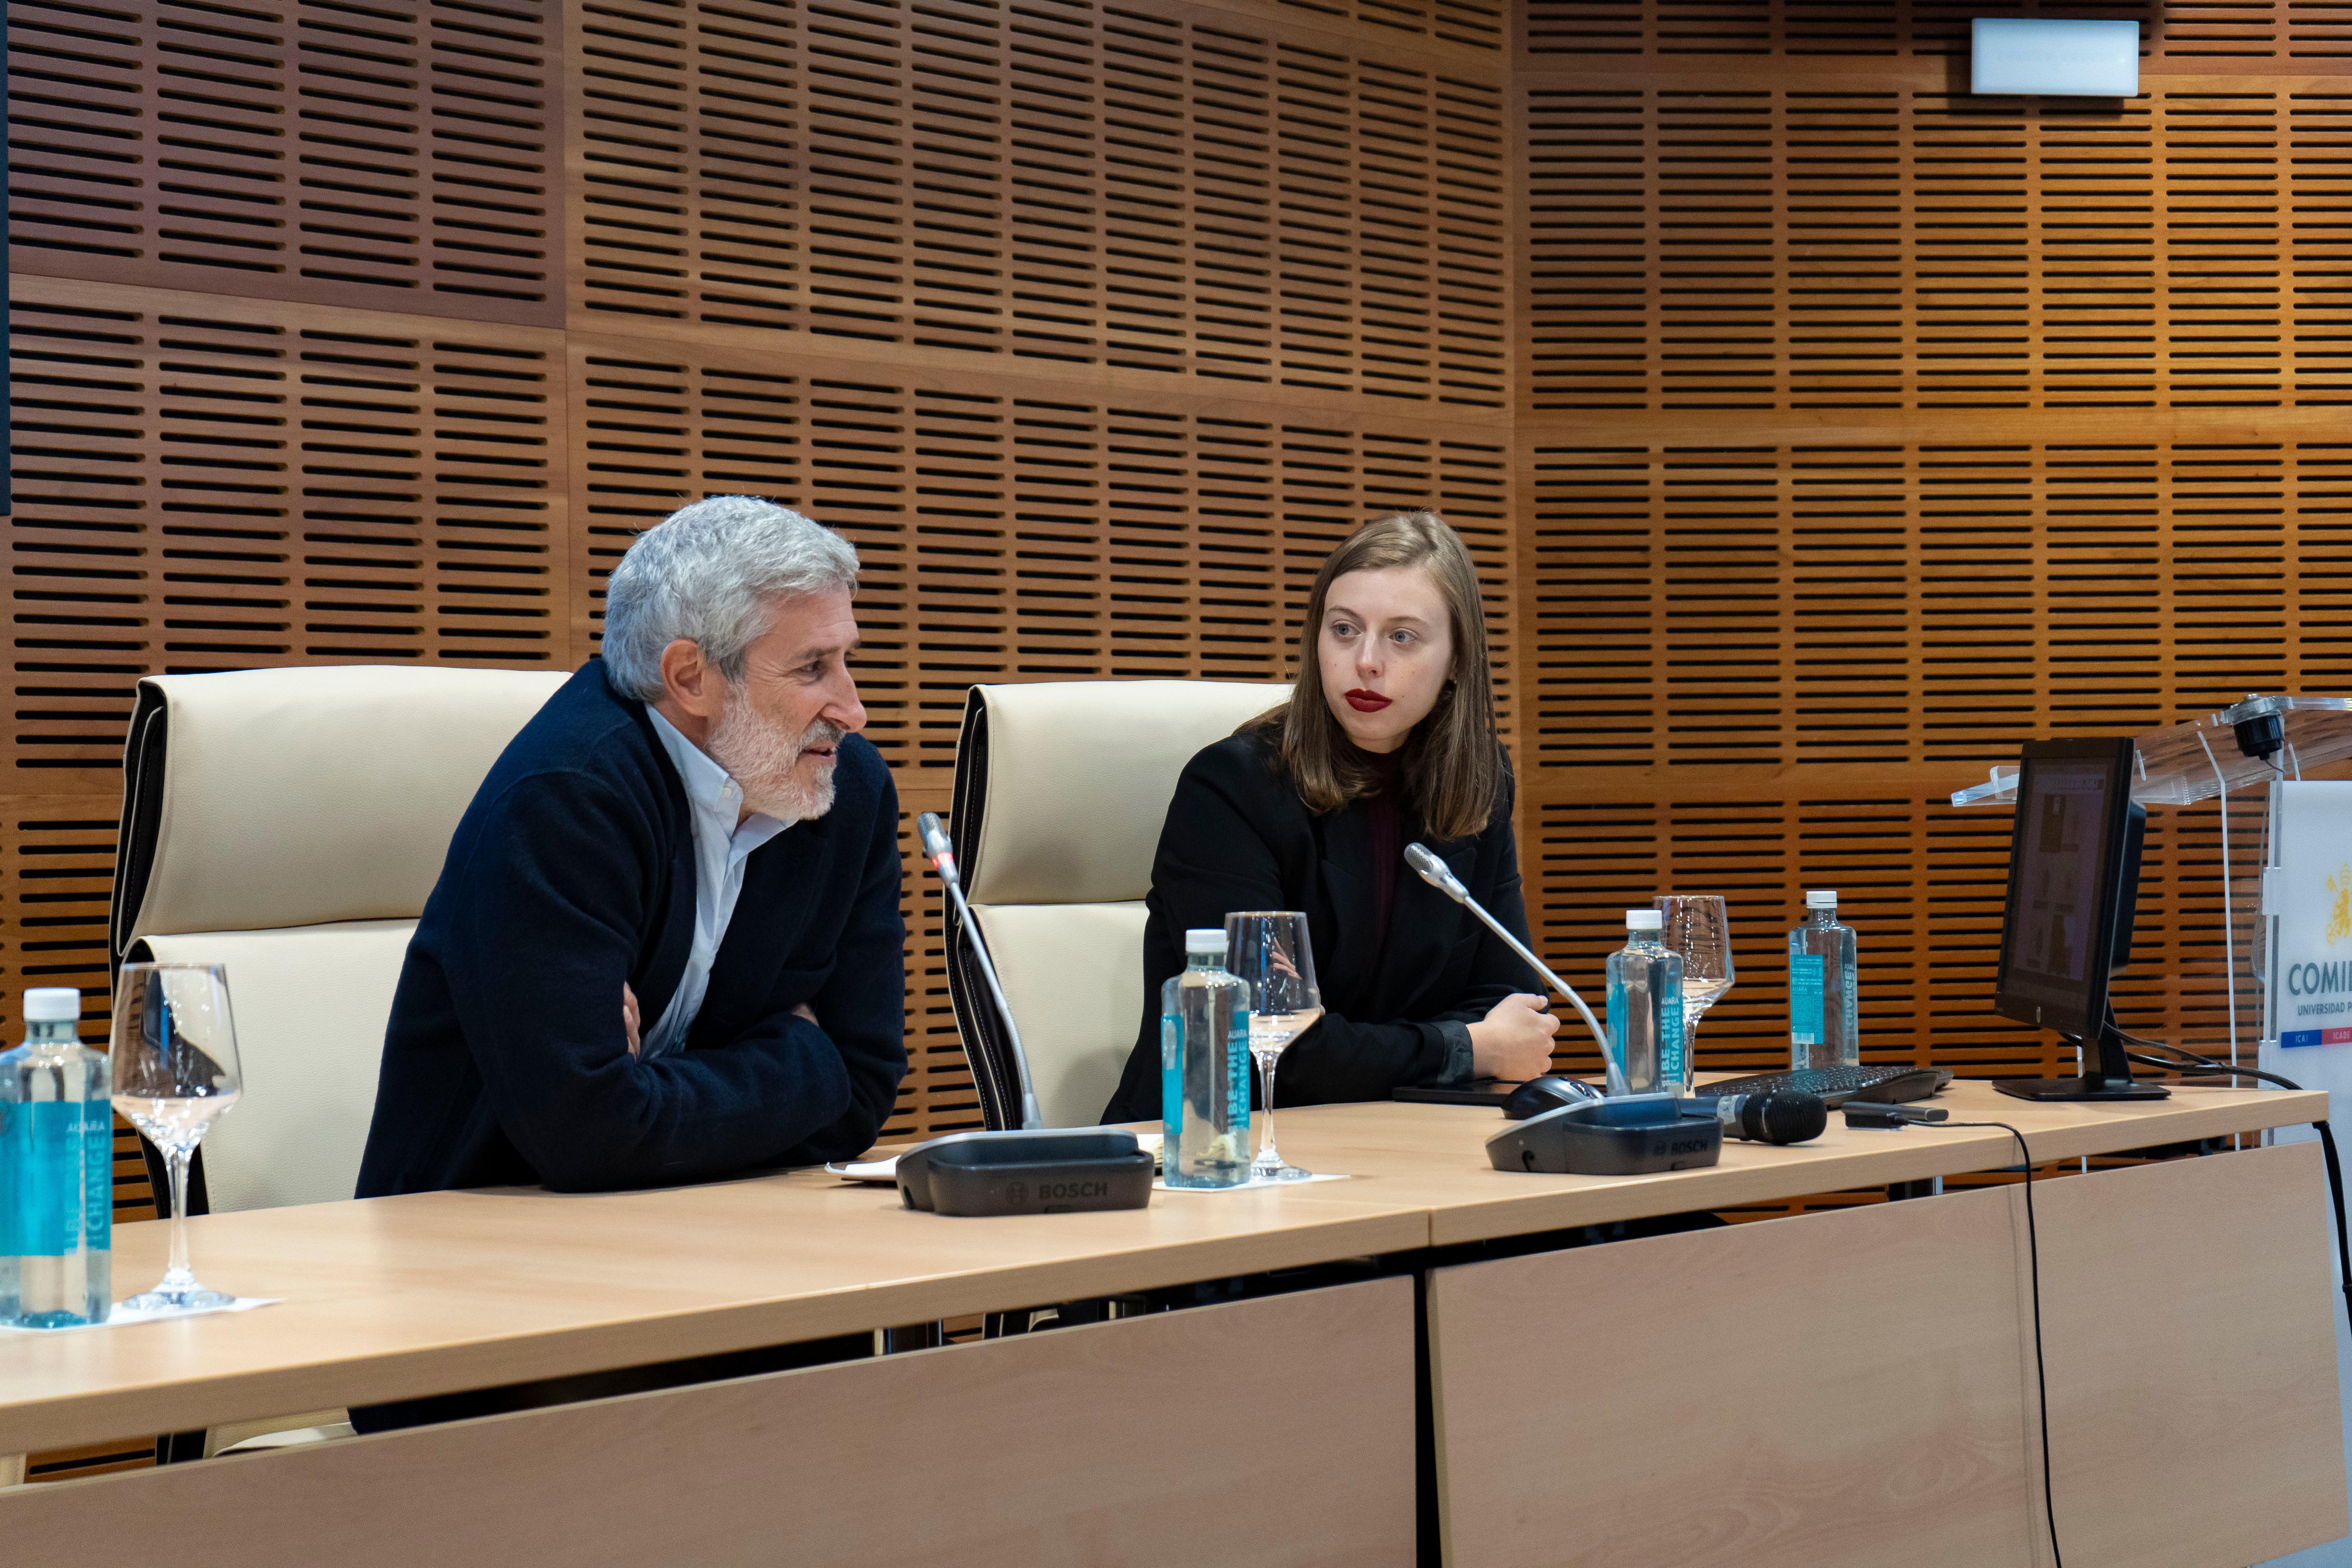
640 709 791 1059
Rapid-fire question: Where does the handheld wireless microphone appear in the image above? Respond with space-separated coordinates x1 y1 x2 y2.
1842 1101 1949 1129
1404 842 1629 1098
916 811 1042 1130
1682 1090 1828 1145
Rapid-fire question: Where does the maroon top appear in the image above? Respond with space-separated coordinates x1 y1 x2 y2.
1360 746 1407 957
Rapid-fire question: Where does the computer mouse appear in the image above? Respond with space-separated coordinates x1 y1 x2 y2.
1502 1076 1605 1120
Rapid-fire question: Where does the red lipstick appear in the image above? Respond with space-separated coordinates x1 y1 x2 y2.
1345 688 1392 713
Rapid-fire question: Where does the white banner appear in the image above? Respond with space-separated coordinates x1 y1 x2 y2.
2259 781 2352 1140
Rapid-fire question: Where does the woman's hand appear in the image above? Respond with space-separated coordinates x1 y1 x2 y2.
622 983 642 1056
1469 993 1559 1083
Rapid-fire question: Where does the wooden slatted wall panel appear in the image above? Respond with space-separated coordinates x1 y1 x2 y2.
1523 88 2352 414
7 0 563 325
1523 0 2352 60
565 0 1509 406
1515 4 2332 1088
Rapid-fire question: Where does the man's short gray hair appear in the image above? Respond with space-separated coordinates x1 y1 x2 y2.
602 495 859 702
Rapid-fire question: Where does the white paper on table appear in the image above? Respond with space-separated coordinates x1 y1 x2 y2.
1154 1172 1351 1193
0 1296 279 1336
831 1130 1169 1184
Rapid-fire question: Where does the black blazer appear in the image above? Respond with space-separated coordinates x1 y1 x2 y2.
355 659 907 1196
1102 730 1539 1122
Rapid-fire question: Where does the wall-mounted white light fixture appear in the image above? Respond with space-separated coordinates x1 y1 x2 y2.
1970 17 2140 96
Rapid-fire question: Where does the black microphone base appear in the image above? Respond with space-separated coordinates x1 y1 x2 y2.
1485 1098 1722 1176
897 1130 1156 1215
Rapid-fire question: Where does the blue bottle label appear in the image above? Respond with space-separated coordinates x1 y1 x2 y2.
1228 1013 1250 1125
1658 987 1685 1087
1160 1013 1182 1138
1606 970 1627 1081
1790 954 1825 1046
2 1100 112 1257
84 1103 111 1256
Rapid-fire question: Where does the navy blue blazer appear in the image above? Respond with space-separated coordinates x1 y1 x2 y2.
355 660 907 1196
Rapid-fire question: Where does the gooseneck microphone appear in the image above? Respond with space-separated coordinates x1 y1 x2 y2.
1405 842 1630 1099
916 811 1042 1130
1684 1091 1828 1145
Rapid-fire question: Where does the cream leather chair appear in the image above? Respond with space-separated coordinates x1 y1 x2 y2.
113 664 573 1213
945 680 1290 1128
107 664 569 1458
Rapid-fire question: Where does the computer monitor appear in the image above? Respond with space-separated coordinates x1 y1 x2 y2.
1990 736 2167 1102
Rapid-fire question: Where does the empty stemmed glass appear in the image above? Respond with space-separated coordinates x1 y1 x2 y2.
1653 895 1735 1094
1225 911 1323 1182
111 963 243 1312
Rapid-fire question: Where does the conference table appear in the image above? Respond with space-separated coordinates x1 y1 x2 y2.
0 1082 2342 1567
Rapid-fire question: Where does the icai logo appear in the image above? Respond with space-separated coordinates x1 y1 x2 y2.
2330 866 2352 947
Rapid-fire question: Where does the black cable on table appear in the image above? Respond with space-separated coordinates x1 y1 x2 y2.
1936 1117 2062 1568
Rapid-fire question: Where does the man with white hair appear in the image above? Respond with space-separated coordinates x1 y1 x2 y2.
356 495 907 1200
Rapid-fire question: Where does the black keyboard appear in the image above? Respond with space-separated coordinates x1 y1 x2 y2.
1699 1063 1951 1107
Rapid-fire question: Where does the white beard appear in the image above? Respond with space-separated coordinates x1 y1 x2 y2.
707 691 843 823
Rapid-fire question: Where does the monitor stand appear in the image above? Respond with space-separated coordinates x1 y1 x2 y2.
1993 1023 2168 1102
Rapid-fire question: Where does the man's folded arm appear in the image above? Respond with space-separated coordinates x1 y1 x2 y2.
777 767 909 1165
441 772 854 1192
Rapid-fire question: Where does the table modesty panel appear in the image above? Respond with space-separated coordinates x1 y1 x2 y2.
1427 1142 2347 1568
0 1278 1418 1568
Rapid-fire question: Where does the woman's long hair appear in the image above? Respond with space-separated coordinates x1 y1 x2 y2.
1245 510 1503 841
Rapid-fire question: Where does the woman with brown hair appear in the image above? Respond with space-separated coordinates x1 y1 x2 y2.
1100 511 1558 1121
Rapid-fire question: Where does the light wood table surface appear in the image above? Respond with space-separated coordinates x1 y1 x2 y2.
0 1079 2323 1456
1263 1078 2328 1245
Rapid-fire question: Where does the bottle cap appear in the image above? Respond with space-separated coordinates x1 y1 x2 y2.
1806 890 1838 908
1625 909 1663 930
1185 929 1228 953
22 987 79 1022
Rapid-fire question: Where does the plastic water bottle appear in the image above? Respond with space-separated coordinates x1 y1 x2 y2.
1788 890 1859 1070
1161 928 1251 1188
1606 909 1684 1095
1 987 112 1327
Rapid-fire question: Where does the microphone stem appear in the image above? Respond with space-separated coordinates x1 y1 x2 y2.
937 867 1043 1130
1454 899 1630 1099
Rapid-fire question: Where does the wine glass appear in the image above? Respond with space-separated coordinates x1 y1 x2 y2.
111 963 243 1312
1653 895 1735 1094
1225 911 1323 1182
